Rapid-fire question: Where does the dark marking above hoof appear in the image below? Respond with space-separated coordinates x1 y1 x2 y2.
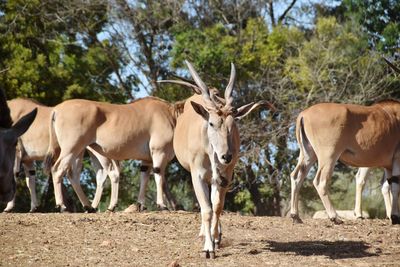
202 250 215 259
391 215 400 225
84 206 97 213
290 214 303 224
215 233 222 249
330 217 343 225
215 241 221 250
209 251 216 259
137 203 147 212
106 207 116 213
56 205 68 213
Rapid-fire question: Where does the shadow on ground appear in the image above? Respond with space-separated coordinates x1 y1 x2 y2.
264 240 377 259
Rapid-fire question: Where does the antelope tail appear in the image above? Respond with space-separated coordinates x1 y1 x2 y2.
296 115 311 156
43 111 60 174
291 115 312 178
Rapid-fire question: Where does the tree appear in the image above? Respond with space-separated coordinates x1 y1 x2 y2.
343 0 400 54
0 0 128 212
0 0 127 105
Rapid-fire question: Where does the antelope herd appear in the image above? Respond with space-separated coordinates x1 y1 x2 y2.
1 59 400 259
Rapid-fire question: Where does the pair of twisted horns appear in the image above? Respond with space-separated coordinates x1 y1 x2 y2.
158 60 235 110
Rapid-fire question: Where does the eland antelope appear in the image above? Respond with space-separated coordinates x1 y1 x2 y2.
5 98 120 212
159 61 270 259
291 57 400 225
0 90 37 203
44 97 179 212
290 100 400 225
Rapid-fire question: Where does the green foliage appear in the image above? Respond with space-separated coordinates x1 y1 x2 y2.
1 1 397 217
234 190 255 214
0 0 126 105
343 0 400 54
285 17 392 106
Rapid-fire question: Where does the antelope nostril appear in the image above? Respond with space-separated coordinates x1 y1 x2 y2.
222 154 232 163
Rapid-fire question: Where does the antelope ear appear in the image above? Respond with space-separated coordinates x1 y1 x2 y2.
11 108 37 137
235 100 272 120
190 101 209 121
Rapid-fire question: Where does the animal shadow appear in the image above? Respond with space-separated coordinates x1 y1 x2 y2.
264 240 377 259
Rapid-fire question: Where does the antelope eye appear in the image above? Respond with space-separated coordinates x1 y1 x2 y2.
209 122 214 127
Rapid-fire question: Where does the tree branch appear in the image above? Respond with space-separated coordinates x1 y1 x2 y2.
278 0 297 25
268 0 276 28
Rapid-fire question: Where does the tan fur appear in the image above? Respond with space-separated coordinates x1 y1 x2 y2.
166 61 268 258
44 97 178 211
9 99 52 162
4 99 52 212
290 101 400 224
5 99 120 212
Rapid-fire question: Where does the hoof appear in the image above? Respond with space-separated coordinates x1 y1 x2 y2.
56 205 68 213
202 250 215 259
84 206 97 213
391 215 400 225
137 203 147 212
29 207 38 213
355 216 364 220
330 217 343 225
209 251 215 259
157 205 169 212
106 207 116 213
3 209 12 213
290 214 303 224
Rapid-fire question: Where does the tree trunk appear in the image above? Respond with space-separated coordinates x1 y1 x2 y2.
245 165 268 216
163 182 180 211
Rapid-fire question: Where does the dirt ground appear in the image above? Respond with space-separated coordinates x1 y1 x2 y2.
0 211 399 266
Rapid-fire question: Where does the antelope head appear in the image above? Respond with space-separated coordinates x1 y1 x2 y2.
0 89 37 202
184 60 266 166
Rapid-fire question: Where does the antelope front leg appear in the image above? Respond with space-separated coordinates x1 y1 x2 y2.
107 160 120 211
211 183 226 249
354 168 369 218
388 176 400 224
151 152 168 211
26 170 38 212
3 194 16 212
192 171 214 259
21 162 39 212
136 164 151 211
5 147 21 212
381 180 392 219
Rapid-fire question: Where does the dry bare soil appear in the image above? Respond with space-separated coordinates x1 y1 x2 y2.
0 211 399 266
